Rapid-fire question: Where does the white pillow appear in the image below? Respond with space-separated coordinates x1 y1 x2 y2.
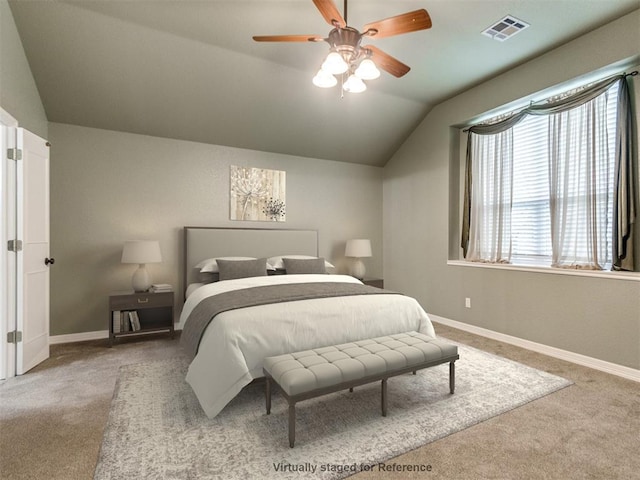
195 257 267 273
267 255 335 270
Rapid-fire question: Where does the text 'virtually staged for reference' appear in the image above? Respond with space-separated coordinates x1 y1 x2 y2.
272 461 433 474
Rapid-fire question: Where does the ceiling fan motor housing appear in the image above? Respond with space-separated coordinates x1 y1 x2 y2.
327 27 364 64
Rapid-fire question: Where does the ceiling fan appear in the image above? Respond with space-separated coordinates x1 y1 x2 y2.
253 0 432 93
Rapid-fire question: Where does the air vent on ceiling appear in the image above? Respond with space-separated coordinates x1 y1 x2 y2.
482 15 529 41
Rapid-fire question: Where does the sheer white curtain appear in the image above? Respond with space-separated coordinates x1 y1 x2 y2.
547 92 613 269
466 129 513 263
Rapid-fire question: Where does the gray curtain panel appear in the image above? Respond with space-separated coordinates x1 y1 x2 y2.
613 77 636 271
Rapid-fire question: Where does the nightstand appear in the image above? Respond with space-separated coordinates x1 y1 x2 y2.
362 278 384 289
108 291 174 346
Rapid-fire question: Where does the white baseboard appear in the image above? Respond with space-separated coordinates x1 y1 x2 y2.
49 324 182 345
49 330 108 344
430 314 640 383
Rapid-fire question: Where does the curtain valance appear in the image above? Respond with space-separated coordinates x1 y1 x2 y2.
466 73 632 135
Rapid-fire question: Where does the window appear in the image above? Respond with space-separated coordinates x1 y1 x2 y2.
462 75 636 271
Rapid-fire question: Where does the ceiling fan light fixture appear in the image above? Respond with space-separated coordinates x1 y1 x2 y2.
355 58 380 80
343 74 367 93
322 51 349 75
252 2 433 94
312 69 338 88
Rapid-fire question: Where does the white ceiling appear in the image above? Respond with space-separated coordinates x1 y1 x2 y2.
9 0 640 166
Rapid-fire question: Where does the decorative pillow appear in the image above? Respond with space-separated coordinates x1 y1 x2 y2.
195 256 256 273
196 257 275 273
217 258 268 281
268 255 335 270
282 257 327 274
197 271 219 283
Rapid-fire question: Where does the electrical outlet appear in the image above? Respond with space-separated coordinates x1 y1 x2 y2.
465 297 471 308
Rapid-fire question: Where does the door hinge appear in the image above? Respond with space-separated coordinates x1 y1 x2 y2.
7 331 22 344
7 239 23 252
7 148 23 161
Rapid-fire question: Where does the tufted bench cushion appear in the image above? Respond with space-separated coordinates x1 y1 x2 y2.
263 332 459 447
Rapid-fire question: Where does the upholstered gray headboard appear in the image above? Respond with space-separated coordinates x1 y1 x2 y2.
183 227 319 299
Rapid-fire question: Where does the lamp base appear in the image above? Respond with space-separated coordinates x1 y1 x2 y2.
132 264 152 292
349 258 366 280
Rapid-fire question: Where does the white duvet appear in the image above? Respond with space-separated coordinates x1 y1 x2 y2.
179 274 436 418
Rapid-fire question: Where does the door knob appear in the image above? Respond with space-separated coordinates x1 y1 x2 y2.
45 257 55 266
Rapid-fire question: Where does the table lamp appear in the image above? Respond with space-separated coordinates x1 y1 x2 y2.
345 239 372 280
121 240 162 292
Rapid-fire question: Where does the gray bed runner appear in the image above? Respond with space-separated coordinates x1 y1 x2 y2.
180 282 399 359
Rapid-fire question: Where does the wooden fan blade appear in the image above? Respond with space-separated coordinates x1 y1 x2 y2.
363 9 432 39
312 0 346 28
364 45 410 77
253 35 325 42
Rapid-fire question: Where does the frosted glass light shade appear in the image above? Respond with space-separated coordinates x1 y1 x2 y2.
343 74 367 93
312 69 337 88
322 52 349 75
355 59 380 80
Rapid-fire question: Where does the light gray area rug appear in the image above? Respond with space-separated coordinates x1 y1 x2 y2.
94 341 571 480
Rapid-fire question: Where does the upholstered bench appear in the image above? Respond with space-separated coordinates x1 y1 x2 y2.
263 331 459 447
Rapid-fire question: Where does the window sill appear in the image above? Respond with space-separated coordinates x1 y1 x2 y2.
447 260 640 282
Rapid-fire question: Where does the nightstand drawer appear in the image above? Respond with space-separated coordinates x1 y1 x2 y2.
109 292 173 310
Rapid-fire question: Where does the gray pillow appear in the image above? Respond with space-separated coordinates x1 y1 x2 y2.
282 257 327 274
198 271 219 283
217 258 268 281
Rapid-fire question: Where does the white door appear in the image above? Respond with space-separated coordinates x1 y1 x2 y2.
16 128 50 375
0 112 18 380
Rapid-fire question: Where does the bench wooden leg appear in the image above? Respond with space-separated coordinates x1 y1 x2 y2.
289 403 296 448
265 376 272 414
449 361 455 394
381 378 388 417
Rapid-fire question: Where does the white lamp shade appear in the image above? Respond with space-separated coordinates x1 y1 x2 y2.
322 51 349 75
342 74 367 93
345 239 372 258
355 59 381 80
121 240 162 264
312 69 338 88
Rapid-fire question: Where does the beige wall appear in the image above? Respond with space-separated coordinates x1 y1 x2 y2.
48 122 383 335
0 0 47 137
383 11 640 369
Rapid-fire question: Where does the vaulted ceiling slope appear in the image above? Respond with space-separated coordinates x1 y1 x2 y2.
9 0 640 166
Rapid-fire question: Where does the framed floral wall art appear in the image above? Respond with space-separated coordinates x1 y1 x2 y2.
230 166 286 222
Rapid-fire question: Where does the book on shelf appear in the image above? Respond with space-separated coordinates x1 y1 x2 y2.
113 310 121 333
129 310 141 331
150 283 173 293
113 311 141 333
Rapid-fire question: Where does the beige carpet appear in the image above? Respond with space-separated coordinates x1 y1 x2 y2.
1 324 639 479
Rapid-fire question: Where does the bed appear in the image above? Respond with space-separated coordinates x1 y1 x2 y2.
179 227 436 418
